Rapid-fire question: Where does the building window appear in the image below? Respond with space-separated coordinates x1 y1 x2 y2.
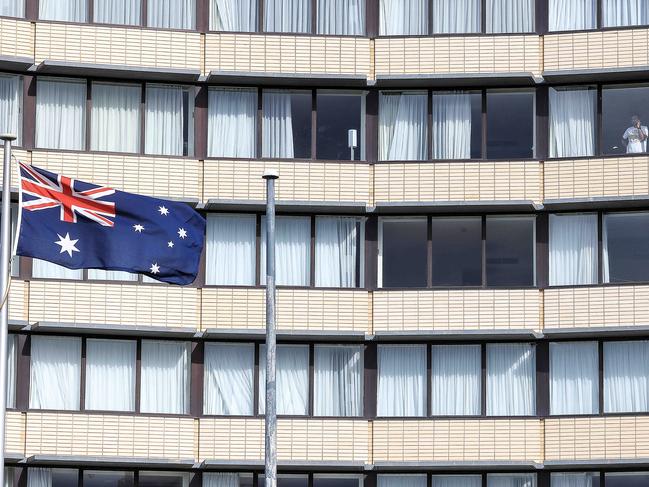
140 340 190 414
315 216 363 288
430 217 482 287
605 473 649 487
377 344 426 417
433 0 481 33
139 472 190 487
432 91 481 160
28 468 79 487
206 214 257 286
485 216 536 287
549 341 599 415
602 84 649 156
210 0 258 31
91 82 141 153
32 259 83 280
314 345 363 416
604 340 649 413
316 92 365 161
29 336 81 410
0 75 22 146
549 213 598 286
262 90 311 159
36 78 86 151
312 477 362 487
486 0 534 33
6 334 15 409
257 476 308 487
316 0 365 35
379 91 427 161
379 218 428 288
205 474 254 487
93 0 141 25
379 0 427 35
486 90 535 159
85 338 136 412
145 84 194 157
431 344 481 415
83 471 134 487
487 474 536 487
39 0 86 21
549 86 596 158
603 212 649 283
551 473 600 487
259 344 309 415
147 0 195 29
87 269 138 281
486 343 536 416
260 216 311 286
263 0 311 32
549 0 596 31
379 476 427 487
432 476 481 487
0 0 23 17
204 342 254 415
603 0 649 27
208 87 257 158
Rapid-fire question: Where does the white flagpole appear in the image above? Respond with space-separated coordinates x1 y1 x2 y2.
0 133 16 487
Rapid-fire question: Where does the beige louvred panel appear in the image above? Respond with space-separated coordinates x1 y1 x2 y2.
0 18 33 60
25 412 195 459
5 411 25 455
9 279 27 324
373 289 540 332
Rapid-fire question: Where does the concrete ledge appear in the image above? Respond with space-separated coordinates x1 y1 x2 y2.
201 199 368 214
543 195 649 211
37 60 201 82
372 461 543 472
543 66 649 83
27 321 198 338
373 200 541 214
372 329 543 342
0 55 33 71
208 70 368 88
202 327 367 342
23 455 197 469
376 72 540 88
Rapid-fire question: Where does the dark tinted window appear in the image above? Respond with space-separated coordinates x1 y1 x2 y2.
139 473 188 487
258 477 308 487
317 93 364 161
291 92 312 158
602 84 649 155
51 469 78 487
83 471 134 487
486 217 535 286
604 212 649 283
431 217 482 286
313 478 361 487
381 219 428 288
487 91 535 159
605 473 649 487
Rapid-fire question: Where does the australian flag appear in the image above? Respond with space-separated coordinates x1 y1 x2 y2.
16 162 205 285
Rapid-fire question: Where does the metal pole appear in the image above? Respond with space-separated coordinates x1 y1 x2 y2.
0 134 15 487
263 170 279 487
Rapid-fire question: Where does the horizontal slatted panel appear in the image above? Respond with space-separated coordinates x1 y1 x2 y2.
0 149 30 189
0 18 33 60
25 412 195 459
373 289 540 332
28 281 199 329
373 419 543 462
198 418 369 462
9 279 27 323
5 411 25 455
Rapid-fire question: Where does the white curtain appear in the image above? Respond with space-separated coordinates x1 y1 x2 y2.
551 473 596 487
379 476 428 487
377 345 426 416
28 469 51 487
36 78 86 151
148 0 195 28
0 0 23 17
264 0 311 32
208 88 257 158
87 269 138 281
262 91 294 158
486 343 536 416
140 340 190 414
32 260 83 280
6 335 15 408
29 336 81 410
39 0 86 21
314 345 362 416
379 92 427 161
85 339 136 412
379 0 427 35
93 0 141 24
260 216 311 286
431 344 481 415
204 342 254 415
487 0 534 32
0 75 21 146
604 340 649 413
91 83 140 153
488 474 536 487
145 84 185 156
549 0 596 31
432 476 482 487
317 0 365 34
432 92 472 160
259 344 309 415
549 213 598 286
550 341 599 415
204 473 241 487
210 0 257 31
549 87 596 158
206 214 256 285
315 216 359 288
433 0 480 33
604 0 649 26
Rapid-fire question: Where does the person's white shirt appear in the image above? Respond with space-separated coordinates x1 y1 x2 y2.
623 125 649 153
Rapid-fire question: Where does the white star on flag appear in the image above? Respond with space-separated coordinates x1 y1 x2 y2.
158 206 169 216
168 241 174 248
150 262 160 274
178 228 187 239
133 224 144 233
55 233 80 257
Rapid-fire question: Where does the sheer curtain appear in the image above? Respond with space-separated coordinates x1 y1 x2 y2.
549 213 598 286
0 0 23 17
264 0 311 32
210 0 257 31
29 336 81 410
93 0 141 24
487 0 534 32
431 344 481 415
549 87 596 158
549 0 596 31
550 341 598 415
379 92 427 161
315 216 359 288
377 345 426 416
0 75 21 146
32 260 83 280
204 343 254 415
551 473 596 487
27 469 51 487
204 473 241 487
603 0 649 26
91 83 141 153
6 335 15 408
317 0 365 34
604 340 649 413
145 84 185 156
87 269 138 281
314 345 362 416
36 78 86 150
379 0 427 35
432 92 472 160
39 0 86 21
148 0 195 28
488 474 536 487
208 88 257 158
260 216 311 286
85 339 136 412
262 91 294 158
259 344 309 414
206 214 256 285
140 340 190 414
378 476 427 487
432 476 482 487
486 343 536 416
433 0 481 33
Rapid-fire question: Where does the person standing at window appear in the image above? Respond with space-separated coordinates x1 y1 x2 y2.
622 114 648 153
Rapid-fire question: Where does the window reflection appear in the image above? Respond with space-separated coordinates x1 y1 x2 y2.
602 84 649 155
380 218 428 288
83 471 134 487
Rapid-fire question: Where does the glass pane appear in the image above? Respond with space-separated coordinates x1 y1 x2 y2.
432 0 480 33
258 476 308 487
487 474 536 487
262 91 311 159
549 341 599 415
605 473 649 487
381 219 428 288
83 471 134 487
487 91 535 159
604 340 649 413
603 0 649 27
549 213 598 286
139 472 189 487
431 217 482 286
602 84 649 156
432 91 481 160
551 473 600 487
52 469 79 487
317 92 364 161
549 86 596 158
549 0 596 31
313 478 360 487
604 212 649 283
486 216 535 286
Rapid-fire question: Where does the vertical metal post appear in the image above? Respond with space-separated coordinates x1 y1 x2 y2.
0 134 15 487
263 170 279 487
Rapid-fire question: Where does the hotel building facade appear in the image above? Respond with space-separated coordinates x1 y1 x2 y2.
0 0 648 486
